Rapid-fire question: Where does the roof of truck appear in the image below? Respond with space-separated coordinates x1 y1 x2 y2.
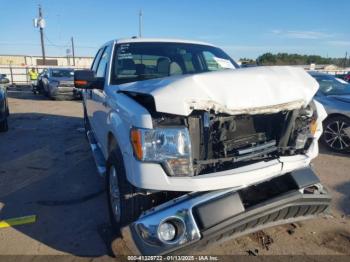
106 37 215 47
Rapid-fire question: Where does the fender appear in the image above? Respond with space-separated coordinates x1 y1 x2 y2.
105 91 153 186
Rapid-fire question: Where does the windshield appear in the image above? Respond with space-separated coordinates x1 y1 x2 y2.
51 69 74 78
313 74 350 95
111 42 238 85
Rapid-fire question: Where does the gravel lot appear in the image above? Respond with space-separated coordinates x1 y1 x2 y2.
0 87 349 257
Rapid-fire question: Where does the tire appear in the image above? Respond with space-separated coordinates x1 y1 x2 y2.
43 86 49 97
83 107 90 132
0 117 8 132
322 116 350 152
38 82 44 94
106 146 152 231
83 107 90 141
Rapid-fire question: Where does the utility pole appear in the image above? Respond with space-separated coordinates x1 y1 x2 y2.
344 52 348 68
71 37 75 66
38 5 46 65
139 9 142 37
34 5 46 65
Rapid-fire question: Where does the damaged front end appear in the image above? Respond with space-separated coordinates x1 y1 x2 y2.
149 102 319 177
122 66 325 180
115 66 329 254
114 97 330 255
114 168 331 255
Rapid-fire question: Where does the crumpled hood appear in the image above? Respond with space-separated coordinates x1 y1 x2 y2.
119 66 319 116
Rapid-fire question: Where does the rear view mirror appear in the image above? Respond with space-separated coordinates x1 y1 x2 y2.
74 70 103 89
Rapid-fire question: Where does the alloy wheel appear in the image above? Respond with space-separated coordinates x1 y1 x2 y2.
109 166 121 222
324 120 350 151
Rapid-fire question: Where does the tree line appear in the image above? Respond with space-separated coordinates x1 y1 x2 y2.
240 53 350 67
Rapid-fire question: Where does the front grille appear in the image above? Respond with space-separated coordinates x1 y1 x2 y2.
188 111 292 176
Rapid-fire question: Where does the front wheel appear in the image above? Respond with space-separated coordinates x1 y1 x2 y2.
322 116 350 152
106 147 153 231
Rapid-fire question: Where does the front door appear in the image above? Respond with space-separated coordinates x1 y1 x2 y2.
89 45 112 151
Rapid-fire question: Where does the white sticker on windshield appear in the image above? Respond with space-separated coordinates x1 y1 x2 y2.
213 57 235 69
118 53 133 59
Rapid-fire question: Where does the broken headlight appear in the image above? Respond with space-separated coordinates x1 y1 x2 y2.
130 127 193 176
291 102 318 150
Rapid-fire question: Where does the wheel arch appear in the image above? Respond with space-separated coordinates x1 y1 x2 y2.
107 131 118 154
106 129 137 187
324 113 350 123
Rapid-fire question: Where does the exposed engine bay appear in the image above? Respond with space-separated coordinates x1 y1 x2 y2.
152 107 316 176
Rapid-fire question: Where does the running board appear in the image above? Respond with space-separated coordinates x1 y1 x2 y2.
86 130 106 176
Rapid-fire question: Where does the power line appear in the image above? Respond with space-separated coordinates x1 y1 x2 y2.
44 34 68 48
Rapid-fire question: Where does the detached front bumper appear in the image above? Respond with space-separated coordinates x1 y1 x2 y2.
117 168 331 255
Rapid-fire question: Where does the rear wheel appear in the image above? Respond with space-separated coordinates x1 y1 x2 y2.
322 116 350 152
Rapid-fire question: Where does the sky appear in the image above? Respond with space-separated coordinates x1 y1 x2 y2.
0 0 349 60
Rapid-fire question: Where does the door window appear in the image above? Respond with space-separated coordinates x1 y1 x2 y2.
91 48 104 72
96 45 112 78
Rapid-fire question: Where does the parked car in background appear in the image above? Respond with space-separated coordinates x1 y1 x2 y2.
38 68 81 100
0 74 10 88
0 74 10 132
309 71 350 152
344 74 350 83
335 73 350 83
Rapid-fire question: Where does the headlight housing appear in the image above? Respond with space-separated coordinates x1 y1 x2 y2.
290 101 318 151
130 127 193 176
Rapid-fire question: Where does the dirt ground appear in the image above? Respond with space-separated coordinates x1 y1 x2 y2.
0 86 349 258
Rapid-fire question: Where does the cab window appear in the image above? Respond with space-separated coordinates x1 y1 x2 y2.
96 45 112 78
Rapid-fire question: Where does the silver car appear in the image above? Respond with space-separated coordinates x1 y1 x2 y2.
309 71 350 152
38 68 81 100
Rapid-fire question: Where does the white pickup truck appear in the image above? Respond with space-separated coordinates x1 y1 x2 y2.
74 38 331 255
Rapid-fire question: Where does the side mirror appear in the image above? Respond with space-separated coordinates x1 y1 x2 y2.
0 78 9 84
74 70 103 89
